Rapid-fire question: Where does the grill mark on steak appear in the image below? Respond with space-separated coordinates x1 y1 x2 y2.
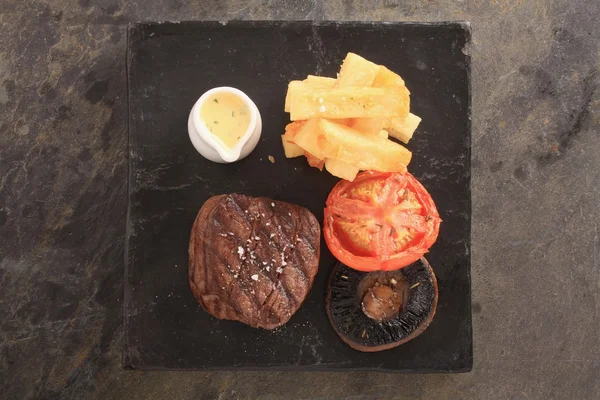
258 280 278 319
287 213 313 283
270 218 297 303
247 197 294 306
296 211 319 256
222 196 253 278
203 246 246 308
202 199 259 314
225 195 288 318
232 196 279 312
232 200 271 293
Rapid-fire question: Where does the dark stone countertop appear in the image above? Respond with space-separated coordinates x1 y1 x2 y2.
1 1 598 399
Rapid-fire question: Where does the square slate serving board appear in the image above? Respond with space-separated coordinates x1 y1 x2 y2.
125 21 472 372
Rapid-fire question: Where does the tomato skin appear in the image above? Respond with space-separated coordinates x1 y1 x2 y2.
324 171 441 272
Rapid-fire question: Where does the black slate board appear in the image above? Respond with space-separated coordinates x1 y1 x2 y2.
125 21 472 372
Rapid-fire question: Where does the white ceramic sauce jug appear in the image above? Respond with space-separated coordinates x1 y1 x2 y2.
188 87 262 163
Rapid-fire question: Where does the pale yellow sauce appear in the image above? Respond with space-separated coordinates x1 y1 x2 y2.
201 92 251 148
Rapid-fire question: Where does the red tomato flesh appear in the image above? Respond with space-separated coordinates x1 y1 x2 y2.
324 171 441 271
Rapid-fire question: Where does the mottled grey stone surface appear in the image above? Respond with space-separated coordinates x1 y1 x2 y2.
0 1 599 399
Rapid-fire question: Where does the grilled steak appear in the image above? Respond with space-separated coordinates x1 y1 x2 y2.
189 194 321 329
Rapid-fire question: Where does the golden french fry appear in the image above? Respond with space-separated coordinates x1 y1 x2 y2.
378 129 389 139
289 85 410 121
305 152 324 171
283 121 305 140
285 77 342 113
293 119 410 172
281 135 304 158
385 113 422 144
373 65 406 89
348 117 386 136
281 121 306 158
289 119 320 155
284 81 303 113
325 158 360 181
334 53 381 88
